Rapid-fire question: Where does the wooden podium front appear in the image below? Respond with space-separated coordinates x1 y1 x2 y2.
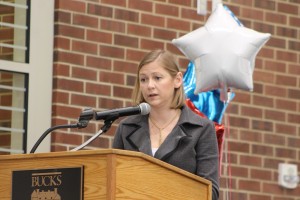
0 149 212 200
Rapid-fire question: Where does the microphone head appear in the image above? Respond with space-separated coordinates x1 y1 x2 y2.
139 103 151 115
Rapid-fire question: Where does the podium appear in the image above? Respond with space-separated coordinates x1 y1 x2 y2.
0 149 212 200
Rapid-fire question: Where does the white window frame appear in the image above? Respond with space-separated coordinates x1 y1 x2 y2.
0 0 54 153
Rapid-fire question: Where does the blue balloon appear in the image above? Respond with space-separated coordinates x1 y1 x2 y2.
183 61 234 124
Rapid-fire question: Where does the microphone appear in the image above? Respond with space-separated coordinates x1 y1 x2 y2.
95 103 151 120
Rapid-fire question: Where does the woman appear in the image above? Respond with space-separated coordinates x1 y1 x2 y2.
113 49 219 200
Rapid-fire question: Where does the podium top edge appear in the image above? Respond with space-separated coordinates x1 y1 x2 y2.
0 148 212 186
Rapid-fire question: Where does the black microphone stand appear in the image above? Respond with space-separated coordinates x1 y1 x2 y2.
29 108 94 153
71 114 119 151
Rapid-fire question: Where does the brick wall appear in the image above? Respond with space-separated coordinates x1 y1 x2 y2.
53 0 300 199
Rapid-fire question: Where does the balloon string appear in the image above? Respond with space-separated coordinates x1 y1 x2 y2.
224 103 232 200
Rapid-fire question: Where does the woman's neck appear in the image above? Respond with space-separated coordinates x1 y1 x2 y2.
149 107 179 124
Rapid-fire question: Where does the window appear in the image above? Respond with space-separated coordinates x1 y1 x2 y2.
0 0 54 154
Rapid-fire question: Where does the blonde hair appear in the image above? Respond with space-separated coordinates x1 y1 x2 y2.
132 49 185 109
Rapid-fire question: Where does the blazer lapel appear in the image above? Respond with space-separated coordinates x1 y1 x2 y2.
125 116 153 156
154 126 188 160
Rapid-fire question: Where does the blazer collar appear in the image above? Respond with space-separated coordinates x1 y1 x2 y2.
123 105 204 159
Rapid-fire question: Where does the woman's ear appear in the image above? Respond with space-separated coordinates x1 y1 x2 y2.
174 72 183 88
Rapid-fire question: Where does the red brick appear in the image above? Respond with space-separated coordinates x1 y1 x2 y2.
99 71 125 85
254 0 275 10
230 166 248 178
250 169 272 181
265 12 287 24
86 83 111 96
229 116 250 128
100 19 125 33
86 56 112 70
114 60 137 74
72 40 98 55
288 89 300 100
253 95 274 108
156 3 179 16
54 78 84 92
241 106 262 118
267 37 286 49
140 39 164 51
167 18 190 32
154 28 177 40
288 113 300 124
113 86 133 99
275 148 296 159
51 132 82 145
56 0 86 12
265 85 287 98
289 16 300 27
73 14 99 28
98 98 124 110
233 91 251 104
252 144 273 156
86 30 112 44
100 45 125 59
240 130 263 143
115 9 139 22
141 13 165 27
265 60 286 73
128 0 152 12
126 49 147 62
72 67 97 81
288 64 300 75
252 120 273 132
101 0 126 7
276 26 297 38
250 194 271 200
71 94 96 107
253 70 275 84
275 99 297 111
264 133 285 146
239 179 261 192
278 2 299 15
228 141 250 153
169 0 191 6
288 137 300 148
54 51 84 65
52 91 69 104
264 158 282 169
289 40 300 51
53 105 82 119
277 50 298 63
242 7 264 21
54 37 70 50
87 4 113 18
128 24 151 37
275 123 297 136
55 24 85 39
114 34 139 48
276 74 297 87
55 11 71 24
265 109 286 121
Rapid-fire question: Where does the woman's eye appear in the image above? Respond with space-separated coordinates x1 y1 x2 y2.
155 76 162 80
140 78 146 82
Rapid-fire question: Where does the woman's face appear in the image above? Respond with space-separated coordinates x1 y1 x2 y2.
139 60 181 109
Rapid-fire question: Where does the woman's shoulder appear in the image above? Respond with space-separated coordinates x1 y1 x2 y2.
181 105 214 126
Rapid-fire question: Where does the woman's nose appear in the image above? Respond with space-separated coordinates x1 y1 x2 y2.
147 79 155 88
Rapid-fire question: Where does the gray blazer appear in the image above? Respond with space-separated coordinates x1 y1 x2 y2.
113 105 219 200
